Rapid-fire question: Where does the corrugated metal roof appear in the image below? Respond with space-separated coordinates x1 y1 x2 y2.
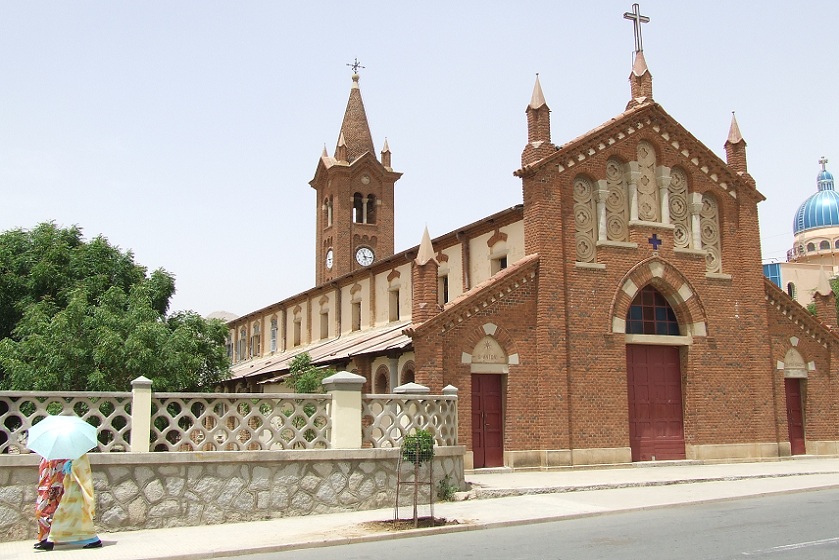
229 321 412 383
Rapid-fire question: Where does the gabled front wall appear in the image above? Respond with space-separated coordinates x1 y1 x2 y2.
515 114 780 465
765 284 839 455
410 267 539 469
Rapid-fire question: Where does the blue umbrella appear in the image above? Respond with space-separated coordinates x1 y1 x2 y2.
27 415 97 460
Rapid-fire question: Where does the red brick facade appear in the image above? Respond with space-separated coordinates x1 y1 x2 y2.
229 60 839 469
406 64 839 468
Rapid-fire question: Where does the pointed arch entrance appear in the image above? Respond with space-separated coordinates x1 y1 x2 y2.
781 347 807 455
625 285 687 461
462 323 519 468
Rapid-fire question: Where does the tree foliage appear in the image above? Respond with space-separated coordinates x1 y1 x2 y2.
288 353 334 394
0 223 229 391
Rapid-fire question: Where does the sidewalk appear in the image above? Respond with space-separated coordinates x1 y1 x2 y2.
5 457 839 560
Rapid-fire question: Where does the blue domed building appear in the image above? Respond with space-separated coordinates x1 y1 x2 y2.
764 158 838 305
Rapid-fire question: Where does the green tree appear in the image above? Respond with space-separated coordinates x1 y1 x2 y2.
287 352 334 394
0 223 229 391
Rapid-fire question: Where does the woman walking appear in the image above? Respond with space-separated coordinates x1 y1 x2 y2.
34 454 101 551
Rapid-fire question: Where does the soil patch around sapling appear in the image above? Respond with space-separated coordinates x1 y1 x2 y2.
360 517 457 531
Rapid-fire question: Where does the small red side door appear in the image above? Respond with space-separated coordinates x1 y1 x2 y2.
785 378 806 455
471 374 504 468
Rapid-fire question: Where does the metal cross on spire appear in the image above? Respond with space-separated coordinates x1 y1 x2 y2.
820 156 829 171
347 58 365 74
623 3 650 53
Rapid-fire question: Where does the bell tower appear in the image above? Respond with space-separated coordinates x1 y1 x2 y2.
310 66 402 285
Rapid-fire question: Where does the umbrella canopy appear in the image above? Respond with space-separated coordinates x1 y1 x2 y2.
27 415 98 460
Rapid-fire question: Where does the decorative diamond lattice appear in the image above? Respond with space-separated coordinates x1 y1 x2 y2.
149 393 331 451
361 396 458 448
0 392 132 454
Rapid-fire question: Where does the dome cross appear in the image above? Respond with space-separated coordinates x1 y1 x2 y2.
820 156 829 172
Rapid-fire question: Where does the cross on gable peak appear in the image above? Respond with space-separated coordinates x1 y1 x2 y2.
623 3 650 53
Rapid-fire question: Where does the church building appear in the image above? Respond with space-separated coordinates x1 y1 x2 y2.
764 158 839 308
224 8 839 469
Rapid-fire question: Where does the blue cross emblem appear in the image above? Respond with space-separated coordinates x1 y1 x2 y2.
648 234 662 250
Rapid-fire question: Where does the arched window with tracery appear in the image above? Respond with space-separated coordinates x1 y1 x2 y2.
324 196 333 227
353 193 376 224
626 285 680 335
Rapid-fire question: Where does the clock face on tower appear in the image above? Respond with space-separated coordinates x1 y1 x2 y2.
325 248 334 270
355 246 374 266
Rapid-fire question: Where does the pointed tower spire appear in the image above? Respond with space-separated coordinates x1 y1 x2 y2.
381 137 392 169
412 227 440 324
627 51 653 108
415 226 438 266
336 132 348 163
311 65 402 286
724 112 748 175
522 74 554 167
335 71 375 163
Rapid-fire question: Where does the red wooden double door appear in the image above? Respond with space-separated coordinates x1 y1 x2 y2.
471 374 504 468
626 345 686 462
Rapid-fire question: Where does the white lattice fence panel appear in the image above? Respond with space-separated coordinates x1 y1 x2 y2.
0 391 132 454
150 393 332 451
361 395 458 448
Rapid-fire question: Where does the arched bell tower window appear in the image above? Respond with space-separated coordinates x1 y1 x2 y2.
324 196 333 227
626 285 680 335
353 192 376 224
820 240 830 250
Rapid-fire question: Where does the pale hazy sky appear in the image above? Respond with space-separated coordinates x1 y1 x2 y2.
1 2 836 317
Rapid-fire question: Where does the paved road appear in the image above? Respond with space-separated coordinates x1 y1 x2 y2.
232 488 839 560
5 459 838 560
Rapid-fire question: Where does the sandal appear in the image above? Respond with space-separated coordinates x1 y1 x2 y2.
33 540 54 551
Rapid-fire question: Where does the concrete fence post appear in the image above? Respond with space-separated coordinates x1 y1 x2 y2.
322 371 366 449
130 376 153 453
393 382 430 394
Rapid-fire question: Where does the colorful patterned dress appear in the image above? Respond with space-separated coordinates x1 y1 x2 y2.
47 454 100 546
35 458 67 542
